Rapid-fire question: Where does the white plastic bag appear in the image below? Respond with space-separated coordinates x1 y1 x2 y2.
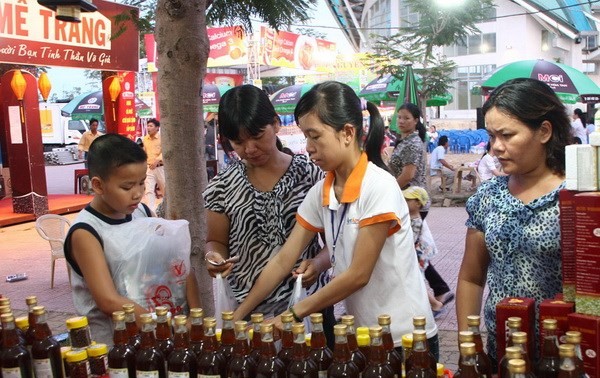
288 274 311 332
107 217 191 315
215 273 238 329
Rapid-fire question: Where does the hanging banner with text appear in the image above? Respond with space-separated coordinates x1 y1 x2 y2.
117 71 136 140
259 26 336 73
0 0 139 71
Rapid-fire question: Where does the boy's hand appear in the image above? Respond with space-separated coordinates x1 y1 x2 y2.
293 259 319 287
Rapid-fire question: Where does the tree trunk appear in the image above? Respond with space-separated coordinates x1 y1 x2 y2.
155 0 213 315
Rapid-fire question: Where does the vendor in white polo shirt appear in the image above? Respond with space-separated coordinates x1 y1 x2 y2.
233 81 438 358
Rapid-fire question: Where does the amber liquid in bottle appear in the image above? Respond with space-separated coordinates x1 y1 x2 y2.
340 316 367 373
278 312 295 369
219 311 236 361
168 315 198 378
155 306 174 360
454 343 480 378
249 313 264 364
122 303 141 351
327 324 360 378
197 317 226 377
30 306 62 378
499 347 523 378
309 313 333 377
228 321 257 378
379 315 402 377
509 332 532 375
256 323 286 378
506 317 521 348
466 315 492 378
1 313 33 378
108 311 136 378
535 320 560 378
189 308 205 358
136 313 166 378
24 296 37 348
565 331 585 376
288 323 318 378
363 327 394 378
557 344 582 378
406 331 436 378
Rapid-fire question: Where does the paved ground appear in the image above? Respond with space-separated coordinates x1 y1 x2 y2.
0 155 487 372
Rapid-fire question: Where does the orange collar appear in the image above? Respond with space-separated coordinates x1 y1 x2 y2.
322 152 369 206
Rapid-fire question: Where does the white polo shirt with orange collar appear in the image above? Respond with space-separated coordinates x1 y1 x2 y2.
297 153 437 346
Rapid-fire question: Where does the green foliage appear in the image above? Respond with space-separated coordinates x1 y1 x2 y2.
206 0 318 32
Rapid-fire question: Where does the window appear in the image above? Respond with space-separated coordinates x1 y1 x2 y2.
399 2 419 28
447 64 496 110
443 33 496 56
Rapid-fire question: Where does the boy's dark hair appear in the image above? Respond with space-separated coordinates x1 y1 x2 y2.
438 135 449 146
88 134 147 180
89 118 99 125
148 118 160 127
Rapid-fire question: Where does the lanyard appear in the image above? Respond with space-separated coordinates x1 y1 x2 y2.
329 204 348 273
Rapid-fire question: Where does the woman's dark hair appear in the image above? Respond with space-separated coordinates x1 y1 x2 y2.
217 85 280 154
482 141 491 159
398 102 426 142
482 78 572 175
294 81 387 170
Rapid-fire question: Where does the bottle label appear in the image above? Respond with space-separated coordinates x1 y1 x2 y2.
33 358 54 378
109 367 130 378
137 371 160 378
319 371 328 378
2 367 23 378
199 375 222 378
168 372 190 378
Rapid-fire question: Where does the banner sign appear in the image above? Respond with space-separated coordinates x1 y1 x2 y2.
204 73 243 86
0 0 139 71
207 25 247 67
116 71 136 140
259 26 336 72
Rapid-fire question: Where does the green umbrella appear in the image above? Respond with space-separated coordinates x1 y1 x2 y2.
359 74 403 102
480 59 600 104
269 84 314 114
202 84 234 112
390 65 420 131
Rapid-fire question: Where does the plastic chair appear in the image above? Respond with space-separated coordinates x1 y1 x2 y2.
35 214 72 288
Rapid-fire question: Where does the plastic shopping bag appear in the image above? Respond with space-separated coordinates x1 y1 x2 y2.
215 273 238 329
107 217 191 316
288 274 311 333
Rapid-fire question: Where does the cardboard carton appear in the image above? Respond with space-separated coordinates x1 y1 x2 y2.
496 297 536 362
559 189 578 302
574 193 600 316
568 313 600 378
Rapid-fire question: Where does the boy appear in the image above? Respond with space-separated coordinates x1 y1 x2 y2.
64 134 200 344
402 186 445 315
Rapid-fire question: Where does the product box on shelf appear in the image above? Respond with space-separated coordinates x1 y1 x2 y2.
574 192 600 316
539 299 575 345
496 297 536 362
568 313 600 378
559 189 578 302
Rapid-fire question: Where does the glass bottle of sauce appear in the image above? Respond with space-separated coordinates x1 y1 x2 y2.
340 315 367 373
278 311 295 369
287 323 318 378
508 359 528 378
457 331 474 366
167 315 197 378
228 320 257 378
535 319 560 378
363 326 394 378
122 304 141 352
378 314 402 377
564 331 585 375
255 322 286 378
249 313 264 364
219 311 235 361
510 332 532 375
454 343 479 378
197 317 226 377
135 313 166 378
309 313 333 377
24 296 38 349
402 333 414 378
189 308 204 358
557 344 582 378
466 315 492 378
31 306 63 378
405 330 436 378
108 311 136 378
155 306 174 360
1 313 33 378
506 317 522 348
328 324 359 378
499 346 523 378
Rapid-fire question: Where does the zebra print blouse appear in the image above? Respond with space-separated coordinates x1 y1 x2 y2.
203 154 328 314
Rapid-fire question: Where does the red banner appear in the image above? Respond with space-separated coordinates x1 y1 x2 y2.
117 71 137 140
0 0 139 71
204 73 243 86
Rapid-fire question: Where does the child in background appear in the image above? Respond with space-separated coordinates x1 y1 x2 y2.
64 134 200 345
402 186 445 315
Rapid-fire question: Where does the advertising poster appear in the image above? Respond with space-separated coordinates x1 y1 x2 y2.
0 0 139 71
116 71 136 140
260 26 336 72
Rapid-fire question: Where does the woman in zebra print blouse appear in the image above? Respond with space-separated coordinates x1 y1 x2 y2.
203 85 335 344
